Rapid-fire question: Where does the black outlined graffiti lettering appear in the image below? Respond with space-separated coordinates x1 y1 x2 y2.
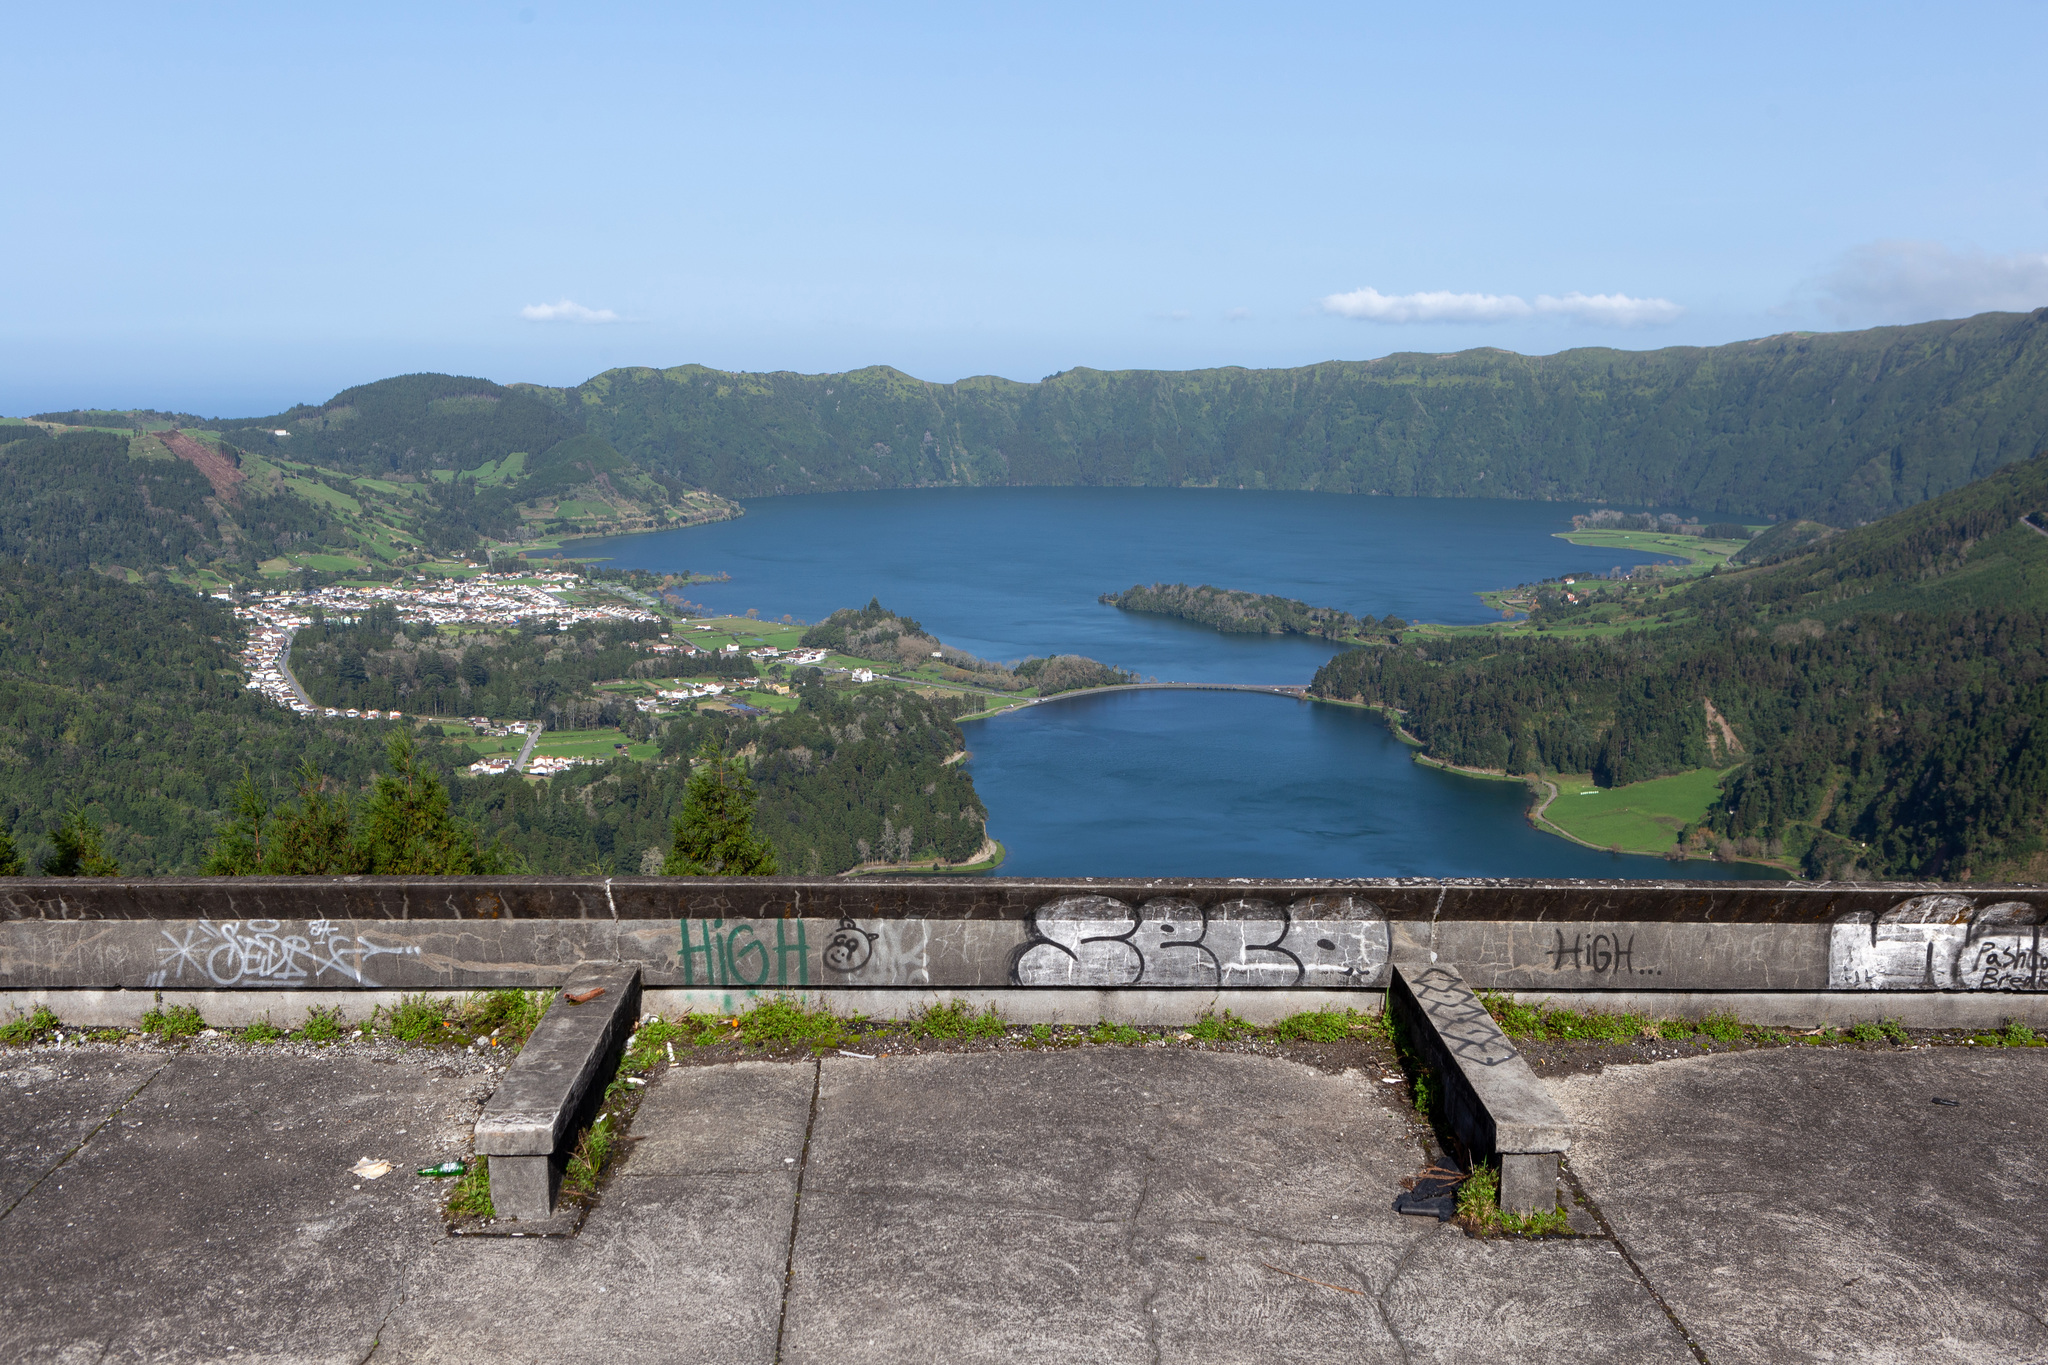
1830 896 2044 991
1009 893 1390 988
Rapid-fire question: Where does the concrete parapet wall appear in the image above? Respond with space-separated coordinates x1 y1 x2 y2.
1 878 2042 1003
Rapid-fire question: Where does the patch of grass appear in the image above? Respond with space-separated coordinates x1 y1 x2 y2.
1088 1020 1147 1045
560 1115 617 1200
1455 1161 1573 1237
446 1156 495 1220
1657 1019 1694 1041
2001 1021 2043 1047
1187 1010 1256 1043
84 1028 126 1043
296 1003 347 1044
242 1017 287 1044
141 1003 205 1040
1483 995 1646 1043
460 989 552 1048
1273 1007 1380 1043
737 998 850 1050
908 999 1005 1041
1696 1012 1745 1044
1483 993 1547 1038
0 1004 60 1046
384 993 463 1044
1847 1018 1909 1046
622 1015 694 1070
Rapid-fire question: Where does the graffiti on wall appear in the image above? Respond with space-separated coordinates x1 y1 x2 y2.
819 916 931 986
672 916 935 988
148 918 422 988
677 917 811 988
1009 894 1389 988
1830 896 2045 991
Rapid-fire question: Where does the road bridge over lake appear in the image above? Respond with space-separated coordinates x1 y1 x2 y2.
884 675 1312 711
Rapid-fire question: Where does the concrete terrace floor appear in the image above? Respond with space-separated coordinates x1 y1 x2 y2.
2 1042 2044 1364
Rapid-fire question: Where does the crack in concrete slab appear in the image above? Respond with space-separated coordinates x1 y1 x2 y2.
1366 1235 1424 1365
1127 1165 1161 1365
1562 1158 1712 1365
0 1054 172 1225
773 1057 823 1365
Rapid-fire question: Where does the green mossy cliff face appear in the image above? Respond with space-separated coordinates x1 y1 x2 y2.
541 310 2048 525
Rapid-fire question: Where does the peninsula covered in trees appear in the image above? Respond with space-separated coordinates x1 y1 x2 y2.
1101 582 1403 642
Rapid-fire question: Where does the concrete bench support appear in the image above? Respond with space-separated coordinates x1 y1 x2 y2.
1390 961 1572 1214
474 963 642 1222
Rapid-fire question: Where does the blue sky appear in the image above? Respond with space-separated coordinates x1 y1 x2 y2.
4 2 2046 416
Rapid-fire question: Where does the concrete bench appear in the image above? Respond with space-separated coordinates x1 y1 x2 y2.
1390 961 1573 1213
474 963 642 1221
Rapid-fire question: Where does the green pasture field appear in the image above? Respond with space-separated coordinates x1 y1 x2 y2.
1555 529 1754 571
1536 768 1732 854
278 477 363 514
529 728 659 763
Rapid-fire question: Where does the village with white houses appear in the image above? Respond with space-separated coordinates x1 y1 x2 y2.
223 571 839 780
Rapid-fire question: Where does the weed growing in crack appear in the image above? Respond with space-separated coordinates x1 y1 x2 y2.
1454 1162 1572 1237
909 999 1005 1041
0 1004 61 1046
142 1003 205 1040
446 1156 495 1220
296 1004 346 1044
561 1115 616 1200
1412 1067 1436 1120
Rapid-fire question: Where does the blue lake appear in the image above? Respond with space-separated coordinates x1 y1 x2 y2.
568 488 1773 879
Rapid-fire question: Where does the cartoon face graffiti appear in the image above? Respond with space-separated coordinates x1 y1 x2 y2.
822 917 880 973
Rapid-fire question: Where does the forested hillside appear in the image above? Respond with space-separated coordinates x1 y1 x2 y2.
536 309 2048 525
0 560 398 873
1310 452 2048 880
1102 582 1403 641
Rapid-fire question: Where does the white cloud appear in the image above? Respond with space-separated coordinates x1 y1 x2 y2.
1533 292 1684 326
1224 307 1252 322
520 299 621 324
1321 287 1532 323
1813 240 2048 324
1321 285 1681 327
